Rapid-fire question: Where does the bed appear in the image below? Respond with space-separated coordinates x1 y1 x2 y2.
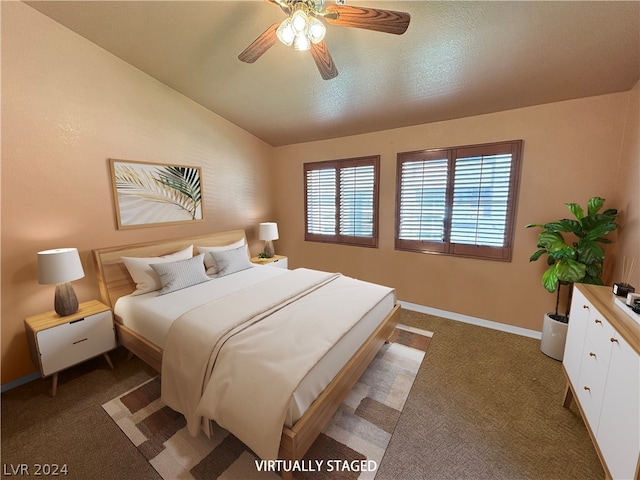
92 229 400 477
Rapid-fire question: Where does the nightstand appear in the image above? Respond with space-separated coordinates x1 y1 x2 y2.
250 254 288 269
24 299 116 396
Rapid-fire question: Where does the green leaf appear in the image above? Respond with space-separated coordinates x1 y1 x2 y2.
529 249 546 262
584 222 618 241
544 219 582 234
581 213 617 229
537 231 567 252
585 263 602 279
542 265 559 293
577 240 604 265
566 202 584 220
587 197 605 216
555 258 586 284
583 276 604 286
525 223 544 229
548 247 576 261
596 237 612 244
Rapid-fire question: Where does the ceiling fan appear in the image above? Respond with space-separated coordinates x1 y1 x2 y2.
238 0 411 80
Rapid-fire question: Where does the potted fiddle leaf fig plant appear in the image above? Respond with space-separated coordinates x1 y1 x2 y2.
526 196 618 360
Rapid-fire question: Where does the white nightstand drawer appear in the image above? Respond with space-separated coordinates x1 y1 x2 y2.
37 310 116 376
267 257 288 269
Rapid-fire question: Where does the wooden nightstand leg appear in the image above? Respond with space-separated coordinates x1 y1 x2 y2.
103 352 114 370
51 372 58 397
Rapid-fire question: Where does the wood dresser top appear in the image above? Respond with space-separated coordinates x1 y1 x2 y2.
578 284 640 356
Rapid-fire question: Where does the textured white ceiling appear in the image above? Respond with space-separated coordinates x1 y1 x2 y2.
26 1 640 147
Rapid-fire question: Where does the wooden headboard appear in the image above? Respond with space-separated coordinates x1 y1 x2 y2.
92 229 247 309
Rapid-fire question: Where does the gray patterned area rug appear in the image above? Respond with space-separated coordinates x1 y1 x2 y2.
102 325 432 480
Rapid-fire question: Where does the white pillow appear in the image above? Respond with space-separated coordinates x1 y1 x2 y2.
150 253 210 295
122 245 193 295
209 244 253 278
196 239 245 275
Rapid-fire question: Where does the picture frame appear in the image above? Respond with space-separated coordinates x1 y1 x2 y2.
109 159 204 230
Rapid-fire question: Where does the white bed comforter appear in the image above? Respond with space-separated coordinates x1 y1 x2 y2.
161 268 393 460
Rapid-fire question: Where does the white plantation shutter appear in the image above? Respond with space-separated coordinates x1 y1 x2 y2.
306 168 336 236
396 141 522 261
450 153 512 247
305 156 379 247
398 158 448 242
340 165 375 237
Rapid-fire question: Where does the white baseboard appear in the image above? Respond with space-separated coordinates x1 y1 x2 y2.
399 300 542 340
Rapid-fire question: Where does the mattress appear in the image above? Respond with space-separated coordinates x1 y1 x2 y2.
114 265 286 349
114 266 396 427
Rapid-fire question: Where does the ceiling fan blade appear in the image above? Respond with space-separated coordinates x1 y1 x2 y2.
238 23 279 63
324 5 410 35
310 41 338 80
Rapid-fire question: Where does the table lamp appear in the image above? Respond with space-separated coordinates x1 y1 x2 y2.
259 222 279 258
38 248 85 316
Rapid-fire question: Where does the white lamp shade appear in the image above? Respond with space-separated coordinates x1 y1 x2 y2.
38 248 85 285
259 222 279 241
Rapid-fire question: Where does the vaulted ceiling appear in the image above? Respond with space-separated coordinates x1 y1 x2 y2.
26 1 640 147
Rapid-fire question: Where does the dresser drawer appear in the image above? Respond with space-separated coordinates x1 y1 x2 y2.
585 311 614 366
576 338 609 430
37 310 116 376
563 284 640 480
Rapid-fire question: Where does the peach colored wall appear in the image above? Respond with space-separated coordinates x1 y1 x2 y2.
1 3 274 384
272 92 633 333
612 80 640 288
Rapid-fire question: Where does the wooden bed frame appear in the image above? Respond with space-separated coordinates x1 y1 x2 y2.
92 229 400 479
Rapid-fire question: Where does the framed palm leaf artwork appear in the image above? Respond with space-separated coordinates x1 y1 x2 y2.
109 159 204 229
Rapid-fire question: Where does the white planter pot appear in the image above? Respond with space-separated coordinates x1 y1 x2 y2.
540 313 569 361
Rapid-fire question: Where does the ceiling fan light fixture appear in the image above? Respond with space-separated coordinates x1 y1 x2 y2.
239 0 410 80
294 32 311 51
276 18 295 46
308 17 326 44
291 9 308 34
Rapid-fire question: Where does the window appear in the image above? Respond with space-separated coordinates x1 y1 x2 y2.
305 156 379 247
395 140 522 261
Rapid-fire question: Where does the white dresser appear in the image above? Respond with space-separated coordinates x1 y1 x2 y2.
563 284 640 480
